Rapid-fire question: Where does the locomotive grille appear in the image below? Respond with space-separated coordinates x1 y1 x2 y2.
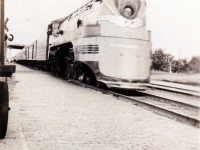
74 45 99 54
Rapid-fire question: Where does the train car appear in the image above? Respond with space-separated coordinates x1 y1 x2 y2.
16 0 152 90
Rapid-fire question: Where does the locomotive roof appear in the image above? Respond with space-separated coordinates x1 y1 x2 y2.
50 0 96 25
50 18 65 24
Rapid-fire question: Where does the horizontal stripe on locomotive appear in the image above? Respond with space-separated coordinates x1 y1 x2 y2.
72 45 99 54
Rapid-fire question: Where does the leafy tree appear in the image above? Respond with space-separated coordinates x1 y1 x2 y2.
151 48 167 71
171 58 189 73
171 60 179 73
180 58 190 73
188 56 200 73
151 48 198 73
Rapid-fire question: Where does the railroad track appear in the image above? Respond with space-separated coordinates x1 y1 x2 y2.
133 90 199 126
66 79 200 128
14 65 200 128
149 81 200 97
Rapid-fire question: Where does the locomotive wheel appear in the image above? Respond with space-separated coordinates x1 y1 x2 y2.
84 74 92 84
72 65 77 80
44 63 48 71
78 73 84 82
66 63 71 78
50 65 54 73
0 81 9 139
55 65 60 75
51 64 58 75
47 63 51 72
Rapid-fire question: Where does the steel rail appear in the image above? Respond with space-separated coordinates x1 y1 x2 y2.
137 90 200 109
148 83 200 97
66 79 200 128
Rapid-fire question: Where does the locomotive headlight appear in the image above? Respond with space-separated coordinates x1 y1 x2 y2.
118 0 141 19
123 7 134 17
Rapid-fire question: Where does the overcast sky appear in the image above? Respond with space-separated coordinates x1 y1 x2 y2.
5 0 200 60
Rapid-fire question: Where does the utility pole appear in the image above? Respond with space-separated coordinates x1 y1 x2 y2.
0 0 4 65
0 0 15 139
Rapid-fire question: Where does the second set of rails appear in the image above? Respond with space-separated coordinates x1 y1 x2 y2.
75 78 200 128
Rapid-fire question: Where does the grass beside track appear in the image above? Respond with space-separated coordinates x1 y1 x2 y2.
150 71 200 86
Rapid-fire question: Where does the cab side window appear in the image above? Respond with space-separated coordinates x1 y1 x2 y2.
52 23 60 37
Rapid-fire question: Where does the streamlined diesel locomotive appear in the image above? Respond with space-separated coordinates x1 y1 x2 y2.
15 0 152 89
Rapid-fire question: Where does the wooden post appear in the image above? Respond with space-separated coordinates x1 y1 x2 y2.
0 1 16 139
0 0 4 65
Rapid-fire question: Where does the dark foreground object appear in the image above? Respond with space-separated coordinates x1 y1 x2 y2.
0 65 15 139
0 81 9 139
0 65 15 77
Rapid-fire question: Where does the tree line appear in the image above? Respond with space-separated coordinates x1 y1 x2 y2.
151 48 200 73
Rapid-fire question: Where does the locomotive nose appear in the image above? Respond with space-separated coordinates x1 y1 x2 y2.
115 0 141 19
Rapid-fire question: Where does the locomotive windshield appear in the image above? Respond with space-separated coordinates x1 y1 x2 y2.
52 23 59 37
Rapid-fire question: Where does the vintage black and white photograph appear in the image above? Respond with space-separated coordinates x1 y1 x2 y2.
0 0 200 149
